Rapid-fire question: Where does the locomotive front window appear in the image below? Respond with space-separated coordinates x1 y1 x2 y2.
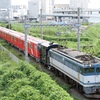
96 67 100 73
84 67 94 74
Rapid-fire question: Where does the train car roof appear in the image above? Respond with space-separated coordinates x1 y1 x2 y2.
0 26 24 38
41 41 58 47
0 27 43 44
27 35 56 47
52 47 100 65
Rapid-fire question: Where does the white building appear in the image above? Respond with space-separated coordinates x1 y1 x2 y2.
0 0 11 21
28 0 41 21
10 5 27 20
40 0 54 14
70 0 89 10
28 0 54 20
0 0 11 9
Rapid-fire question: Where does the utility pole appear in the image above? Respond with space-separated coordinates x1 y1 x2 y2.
77 7 81 51
24 16 30 62
8 8 10 29
40 9 43 39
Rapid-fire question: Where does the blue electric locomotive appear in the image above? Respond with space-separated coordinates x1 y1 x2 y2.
48 46 100 96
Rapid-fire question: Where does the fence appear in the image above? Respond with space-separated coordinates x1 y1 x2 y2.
0 45 20 63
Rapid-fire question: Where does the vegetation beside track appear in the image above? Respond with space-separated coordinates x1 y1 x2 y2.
0 22 99 57
0 22 100 99
0 47 74 100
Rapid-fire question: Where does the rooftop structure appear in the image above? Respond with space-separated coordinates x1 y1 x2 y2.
70 0 89 10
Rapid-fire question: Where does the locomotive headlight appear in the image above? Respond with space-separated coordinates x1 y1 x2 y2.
88 81 90 83
89 64 92 67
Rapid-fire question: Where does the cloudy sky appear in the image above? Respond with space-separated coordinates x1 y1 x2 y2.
11 0 100 9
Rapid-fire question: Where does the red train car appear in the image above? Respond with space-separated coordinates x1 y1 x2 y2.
0 26 42 61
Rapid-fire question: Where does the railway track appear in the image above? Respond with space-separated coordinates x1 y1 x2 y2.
70 88 100 100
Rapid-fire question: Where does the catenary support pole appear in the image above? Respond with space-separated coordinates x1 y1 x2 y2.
40 9 43 39
77 7 81 51
24 16 29 62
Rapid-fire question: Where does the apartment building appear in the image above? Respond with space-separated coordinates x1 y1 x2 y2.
28 0 54 20
28 0 41 20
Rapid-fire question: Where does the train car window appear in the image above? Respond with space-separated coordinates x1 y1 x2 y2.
11 36 13 40
73 64 78 72
48 52 51 57
14 37 16 41
55 54 62 63
96 67 100 73
3 33 4 36
50 52 63 63
50 52 54 58
30 44 32 49
79 67 83 74
38 43 41 51
4 33 6 37
65 60 73 69
68 62 73 68
65 60 69 67
34 45 37 49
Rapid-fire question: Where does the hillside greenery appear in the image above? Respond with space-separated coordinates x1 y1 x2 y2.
1 22 99 57
0 20 99 100
0 49 74 100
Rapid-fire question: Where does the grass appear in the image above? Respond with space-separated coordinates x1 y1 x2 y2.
0 47 74 100
1 22 100 57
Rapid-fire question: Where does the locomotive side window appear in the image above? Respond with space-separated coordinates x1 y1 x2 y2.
65 60 69 67
79 67 83 74
55 54 62 63
73 64 78 72
50 52 63 63
64 59 78 72
68 62 73 68
50 52 53 58
96 67 100 73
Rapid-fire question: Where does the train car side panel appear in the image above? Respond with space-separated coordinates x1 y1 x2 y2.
28 42 40 60
49 49 84 85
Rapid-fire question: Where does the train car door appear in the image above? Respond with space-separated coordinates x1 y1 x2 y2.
78 66 81 81
95 66 100 83
78 66 84 82
34 44 38 58
28 42 34 56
